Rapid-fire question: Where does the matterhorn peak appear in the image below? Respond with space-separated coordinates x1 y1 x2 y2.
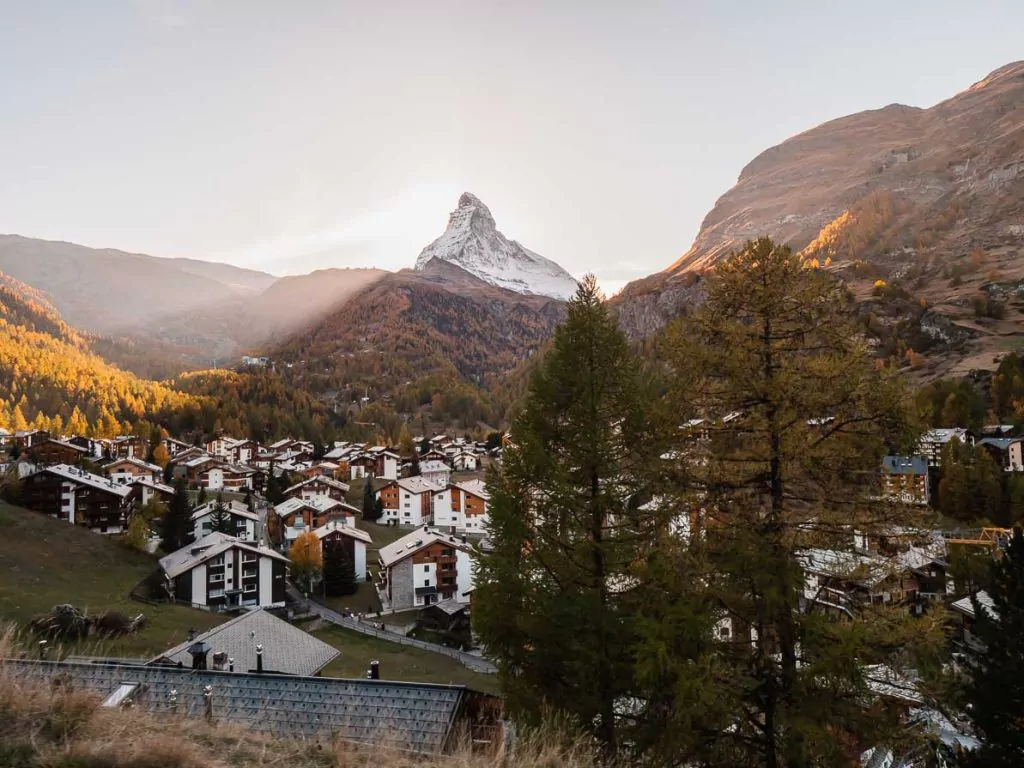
414 193 578 300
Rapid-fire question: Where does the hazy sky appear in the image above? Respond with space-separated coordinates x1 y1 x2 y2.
1 1 1022 293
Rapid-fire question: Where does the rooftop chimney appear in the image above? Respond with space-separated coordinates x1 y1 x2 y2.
369 660 380 680
256 643 264 673
187 641 211 670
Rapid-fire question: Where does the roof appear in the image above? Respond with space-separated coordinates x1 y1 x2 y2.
2 658 466 752
881 455 929 476
378 528 473 568
285 476 351 495
274 496 346 519
37 464 133 498
313 520 373 545
183 455 221 468
190 500 259 522
154 609 340 677
453 479 489 500
978 437 1023 450
419 459 450 473
950 591 998 620
39 438 89 454
798 548 891 588
158 533 287 579
921 428 971 445
104 456 162 474
396 477 443 495
131 477 177 495
425 598 468 617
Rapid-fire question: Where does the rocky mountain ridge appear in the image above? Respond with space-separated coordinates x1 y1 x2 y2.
671 61 1024 274
614 61 1024 376
415 192 578 300
0 234 276 337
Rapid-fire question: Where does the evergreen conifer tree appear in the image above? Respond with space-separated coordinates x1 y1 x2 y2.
322 538 357 596
159 478 194 552
473 275 663 751
266 467 285 505
962 527 1024 766
638 238 939 766
208 494 232 534
361 477 376 520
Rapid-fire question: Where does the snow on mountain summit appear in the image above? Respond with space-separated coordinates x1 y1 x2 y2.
414 193 578 300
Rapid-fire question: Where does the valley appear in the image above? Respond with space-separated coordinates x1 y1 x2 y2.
1 54 1024 767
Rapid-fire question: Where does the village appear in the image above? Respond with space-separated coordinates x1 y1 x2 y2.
0 392 1017 760
0 419 1011 654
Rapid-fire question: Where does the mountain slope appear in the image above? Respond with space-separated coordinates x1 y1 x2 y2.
615 61 1024 373
160 257 277 293
0 235 276 336
142 267 389 360
0 270 199 434
415 193 578 300
273 259 565 430
671 61 1024 274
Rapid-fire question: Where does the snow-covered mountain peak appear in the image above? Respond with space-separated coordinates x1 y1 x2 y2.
414 193 578 300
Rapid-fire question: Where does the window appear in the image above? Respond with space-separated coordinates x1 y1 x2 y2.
243 583 257 593
210 573 224 583
423 565 430 572
441 548 453 557
242 552 257 563
243 568 257 579
423 579 430 586
404 502 410 508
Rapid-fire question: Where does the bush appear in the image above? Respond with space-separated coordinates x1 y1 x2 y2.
973 294 1006 319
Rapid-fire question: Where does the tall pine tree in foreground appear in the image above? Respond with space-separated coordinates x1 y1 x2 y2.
962 527 1024 767
474 275 663 750
637 238 942 766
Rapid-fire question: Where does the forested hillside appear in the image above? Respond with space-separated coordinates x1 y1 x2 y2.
0 271 198 435
273 260 565 434
166 369 342 444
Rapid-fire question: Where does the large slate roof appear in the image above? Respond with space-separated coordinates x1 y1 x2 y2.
3 658 465 753
153 609 340 677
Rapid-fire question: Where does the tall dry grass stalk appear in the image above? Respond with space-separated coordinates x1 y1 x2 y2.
0 628 608 768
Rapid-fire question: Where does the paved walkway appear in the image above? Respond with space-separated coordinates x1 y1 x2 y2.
292 588 496 674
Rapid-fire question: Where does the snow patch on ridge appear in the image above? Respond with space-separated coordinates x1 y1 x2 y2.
414 192 578 300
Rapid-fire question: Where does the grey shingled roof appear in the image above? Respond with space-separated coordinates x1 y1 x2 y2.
3 658 465 753
881 455 928 476
153 609 340 677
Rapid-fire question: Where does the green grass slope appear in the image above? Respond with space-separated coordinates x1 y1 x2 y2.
0 502 223 657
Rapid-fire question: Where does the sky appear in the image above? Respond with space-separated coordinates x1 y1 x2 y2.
1 1 1022 295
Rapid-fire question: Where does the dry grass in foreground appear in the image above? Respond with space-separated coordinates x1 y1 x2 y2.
0 638 603 768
